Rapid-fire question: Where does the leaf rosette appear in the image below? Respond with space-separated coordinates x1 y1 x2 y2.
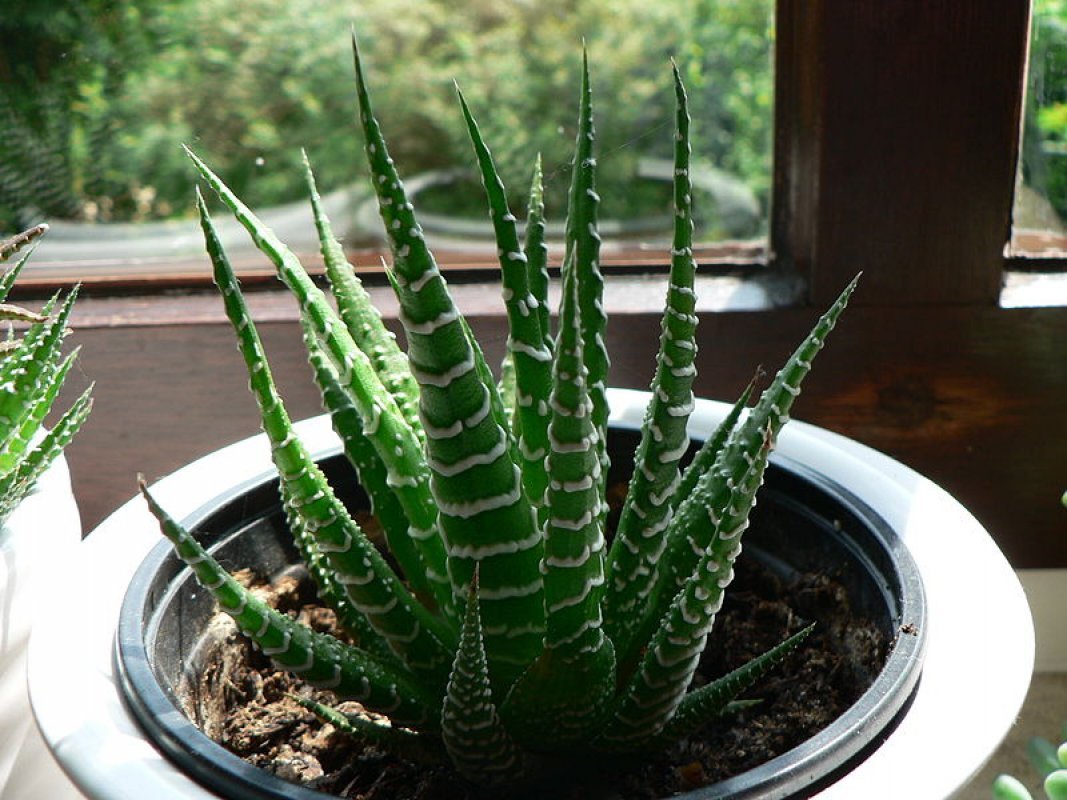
142 33 856 788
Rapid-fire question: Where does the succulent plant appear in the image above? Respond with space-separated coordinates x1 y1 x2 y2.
0 224 92 523
140 35 857 789
993 723 1067 800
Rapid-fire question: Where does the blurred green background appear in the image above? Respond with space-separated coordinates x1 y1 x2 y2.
0 0 774 242
1018 0 1067 233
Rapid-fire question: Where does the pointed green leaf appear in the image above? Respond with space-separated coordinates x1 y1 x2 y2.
660 624 815 743
540 269 609 655
523 155 551 352
441 578 524 785
0 386 92 520
187 155 455 622
0 347 80 475
0 234 42 303
302 152 423 445
458 87 553 513
353 34 543 679
608 377 757 676
675 373 757 504
141 482 440 729
278 481 399 666
654 276 860 613
603 63 700 665
0 249 33 305
0 224 54 309
0 289 78 437
198 195 456 684
299 316 437 606
292 694 446 764
599 425 773 750
563 49 609 498
498 270 615 749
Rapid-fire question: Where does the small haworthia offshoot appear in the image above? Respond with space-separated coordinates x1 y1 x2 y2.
141 35 858 788
0 224 92 522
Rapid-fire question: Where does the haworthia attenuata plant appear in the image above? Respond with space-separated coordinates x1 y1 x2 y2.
147 37 866 787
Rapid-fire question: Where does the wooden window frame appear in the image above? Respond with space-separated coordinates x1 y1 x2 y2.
54 1 1066 567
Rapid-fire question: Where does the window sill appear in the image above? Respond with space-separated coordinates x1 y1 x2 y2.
1001 270 1067 308
66 269 802 329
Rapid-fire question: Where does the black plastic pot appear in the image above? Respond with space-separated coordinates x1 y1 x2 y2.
115 428 926 800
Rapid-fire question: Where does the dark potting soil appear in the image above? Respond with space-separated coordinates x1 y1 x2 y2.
177 552 888 800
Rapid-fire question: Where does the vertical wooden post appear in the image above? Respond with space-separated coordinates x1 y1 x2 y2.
773 0 1032 306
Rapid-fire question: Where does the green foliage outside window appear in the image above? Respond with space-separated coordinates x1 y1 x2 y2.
0 0 772 240
1020 0 1067 227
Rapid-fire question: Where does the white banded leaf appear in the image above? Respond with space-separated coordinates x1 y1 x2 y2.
187 152 455 622
299 317 439 606
599 426 773 749
457 87 552 515
0 386 92 520
352 34 544 679
497 269 616 749
302 153 423 445
523 155 551 353
655 276 860 614
660 624 815 744
141 482 440 729
293 694 446 764
0 289 78 441
603 63 700 667
562 49 610 500
441 579 523 785
199 196 456 683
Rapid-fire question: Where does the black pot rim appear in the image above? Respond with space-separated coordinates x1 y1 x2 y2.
115 444 926 800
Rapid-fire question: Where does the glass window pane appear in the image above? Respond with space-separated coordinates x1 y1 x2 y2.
1013 0 1067 255
0 1 773 281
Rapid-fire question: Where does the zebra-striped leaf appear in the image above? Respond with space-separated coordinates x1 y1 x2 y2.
603 63 700 668
458 87 553 514
302 153 423 445
563 49 610 500
141 481 440 729
199 194 456 684
660 624 815 744
441 577 524 785
353 33 544 682
187 152 456 622
497 269 616 748
652 276 860 621
599 424 773 749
